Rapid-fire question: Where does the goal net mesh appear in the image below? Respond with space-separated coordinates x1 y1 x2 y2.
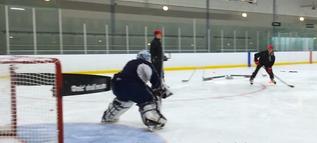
0 56 63 143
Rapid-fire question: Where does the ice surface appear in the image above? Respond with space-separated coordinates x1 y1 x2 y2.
9 64 317 143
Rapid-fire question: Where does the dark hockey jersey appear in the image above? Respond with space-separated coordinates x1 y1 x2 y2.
254 50 275 67
114 59 161 89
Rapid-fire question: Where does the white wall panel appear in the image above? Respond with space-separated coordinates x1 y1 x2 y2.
1 51 312 73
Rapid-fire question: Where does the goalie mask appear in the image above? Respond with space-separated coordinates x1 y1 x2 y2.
137 50 151 62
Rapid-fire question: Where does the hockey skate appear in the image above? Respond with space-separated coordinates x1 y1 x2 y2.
140 102 167 132
249 77 254 85
271 79 277 84
101 111 119 123
101 98 133 124
101 118 119 123
145 119 165 132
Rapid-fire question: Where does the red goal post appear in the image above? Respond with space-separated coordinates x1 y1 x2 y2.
0 56 63 143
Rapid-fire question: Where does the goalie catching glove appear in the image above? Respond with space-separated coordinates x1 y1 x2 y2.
153 83 173 99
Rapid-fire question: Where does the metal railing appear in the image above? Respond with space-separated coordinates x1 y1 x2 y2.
2 5 317 55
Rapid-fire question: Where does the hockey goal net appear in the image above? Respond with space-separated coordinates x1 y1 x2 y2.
0 56 63 143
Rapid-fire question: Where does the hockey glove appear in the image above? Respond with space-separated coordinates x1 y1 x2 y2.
153 85 173 99
163 55 169 61
255 60 260 65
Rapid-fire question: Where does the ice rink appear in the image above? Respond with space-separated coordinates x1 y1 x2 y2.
57 64 317 143
2 0 317 142
3 64 316 143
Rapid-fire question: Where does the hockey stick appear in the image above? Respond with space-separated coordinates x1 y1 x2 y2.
274 74 295 88
202 69 206 80
203 74 250 81
202 75 226 81
231 74 251 78
182 69 197 82
260 67 294 88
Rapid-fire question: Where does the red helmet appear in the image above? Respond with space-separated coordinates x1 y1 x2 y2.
267 44 273 50
154 29 162 36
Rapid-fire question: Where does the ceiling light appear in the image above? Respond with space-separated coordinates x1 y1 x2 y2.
299 17 305 22
44 0 51 1
10 7 25 11
162 5 169 11
242 12 248 18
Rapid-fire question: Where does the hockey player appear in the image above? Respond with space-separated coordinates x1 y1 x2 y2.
150 29 165 79
101 50 171 130
250 44 276 85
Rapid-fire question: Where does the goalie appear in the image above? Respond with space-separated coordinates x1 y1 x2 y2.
101 50 172 130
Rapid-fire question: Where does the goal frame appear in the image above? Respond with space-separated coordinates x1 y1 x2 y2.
0 57 64 143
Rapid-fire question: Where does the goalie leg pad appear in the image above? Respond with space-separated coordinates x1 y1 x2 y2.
139 102 167 128
161 82 173 99
155 96 162 111
102 98 133 123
